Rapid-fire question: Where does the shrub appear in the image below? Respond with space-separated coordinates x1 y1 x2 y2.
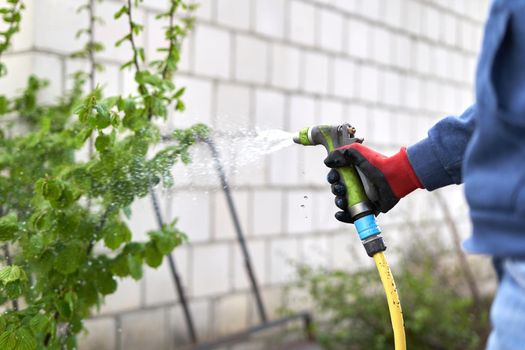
290 236 491 350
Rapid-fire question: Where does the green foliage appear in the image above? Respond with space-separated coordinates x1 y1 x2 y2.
0 0 203 348
288 239 491 350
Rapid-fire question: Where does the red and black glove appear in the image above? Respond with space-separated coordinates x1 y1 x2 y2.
324 143 423 223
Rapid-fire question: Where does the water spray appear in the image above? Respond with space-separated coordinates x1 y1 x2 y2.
293 124 406 350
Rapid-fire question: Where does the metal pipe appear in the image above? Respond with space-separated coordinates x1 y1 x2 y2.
149 187 198 344
204 138 268 324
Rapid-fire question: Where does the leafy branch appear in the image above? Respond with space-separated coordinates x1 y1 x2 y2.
0 0 24 77
0 1 204 348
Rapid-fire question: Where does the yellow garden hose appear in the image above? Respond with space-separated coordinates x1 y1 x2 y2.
292 125 407 349
373 251 406 350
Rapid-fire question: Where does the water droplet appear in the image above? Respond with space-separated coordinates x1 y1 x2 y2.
300 204 305 208
303 195 308 199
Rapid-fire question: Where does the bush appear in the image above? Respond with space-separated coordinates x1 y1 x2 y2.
290 236 491 350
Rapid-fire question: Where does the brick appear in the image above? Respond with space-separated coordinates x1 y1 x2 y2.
319 8 344 52
269 146 300 185
312 190 344 232
125 196 158 242
99 277 142 314
194 0 214 21
32 54 63 103
235 34 268 84
95 1 145 63
405 0 422 35
415 41 431 75
231 157 267 186
332 57 355 99
289 0 316 46
194 24 231 79
288 95 316 131
332 0 358 13
271 43 301 90
213 293 249 336
217 0 251 30
248 287 284 322
144 262 177 306
356 64 379 103
269 237 299 284
11 0 34 52
384 0 403 28
370 108 392 145
441 13 458 46
422 6 441 42
120 309 167 350
422 79 440 113
169 192 211 242
254 0 285 38
403 75 422 110
286 191 314 234
34 0 85 53
0 54 31 97
233 240 267 289
252 190 283 236
319 98 344 125
168 300 212 344
346 104 369 138
173 76 213 127
300 146 327 185
434 46 450 79
331 232 369 271
303 51 329 95
254 89 285 130
392 33 412 69
371 27 391 65
300 236 330 267
78 318 116 350
392 113 415 145
140 0 169 12
359 0 381 21
346 18 369 59
216 83 251 129
214 190 249 240
192 243 231 297
383 70 401 106
459 21 477 52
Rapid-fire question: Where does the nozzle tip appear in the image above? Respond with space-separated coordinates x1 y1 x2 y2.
293 134 300 144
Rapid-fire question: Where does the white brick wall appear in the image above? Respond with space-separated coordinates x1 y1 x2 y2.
5 0 486 348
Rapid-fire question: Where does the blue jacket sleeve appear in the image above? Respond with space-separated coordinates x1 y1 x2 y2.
406 106 476 191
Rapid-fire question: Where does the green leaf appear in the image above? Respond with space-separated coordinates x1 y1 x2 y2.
94 104 111 129
0 265 27 284
144 241 162 268
54 242 84 275
127 254 143 280
103 222 132 250
29 313 50 333
0 212 18 241
113 5 127 19
14 327 37 350
0 329 17 350
96 272 117 295
95 133 111 152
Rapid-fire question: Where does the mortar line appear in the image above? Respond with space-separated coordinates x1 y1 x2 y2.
18 41 477 93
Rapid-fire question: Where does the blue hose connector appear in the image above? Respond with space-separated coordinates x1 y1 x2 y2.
354 214 381 240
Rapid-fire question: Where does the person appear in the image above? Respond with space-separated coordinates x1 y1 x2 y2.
324 1 525 349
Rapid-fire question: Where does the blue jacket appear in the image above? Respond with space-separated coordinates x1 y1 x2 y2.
407 0 525 257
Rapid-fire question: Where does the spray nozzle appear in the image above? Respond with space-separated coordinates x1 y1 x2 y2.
293 123 379 226
292 124 359 152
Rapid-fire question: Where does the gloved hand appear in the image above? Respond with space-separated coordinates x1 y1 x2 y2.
324 143 423 223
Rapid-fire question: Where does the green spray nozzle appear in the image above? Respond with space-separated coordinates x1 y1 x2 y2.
293 124 375 221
